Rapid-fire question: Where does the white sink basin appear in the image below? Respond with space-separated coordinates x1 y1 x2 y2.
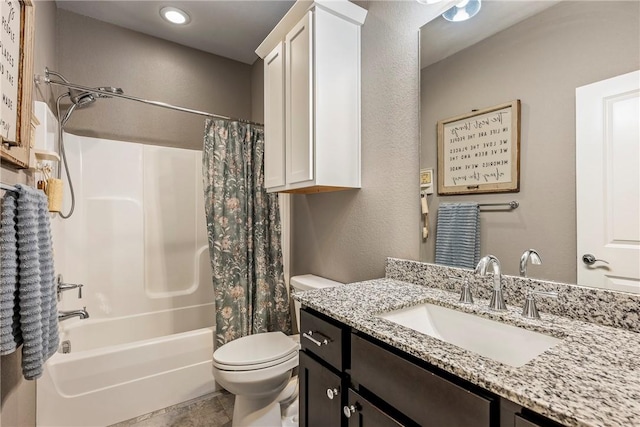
378 303 562 367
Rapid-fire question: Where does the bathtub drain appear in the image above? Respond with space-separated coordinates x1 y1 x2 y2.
61 340 71 354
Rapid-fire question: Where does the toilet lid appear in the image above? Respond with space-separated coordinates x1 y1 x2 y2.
213 348 298 371
213 331 299 367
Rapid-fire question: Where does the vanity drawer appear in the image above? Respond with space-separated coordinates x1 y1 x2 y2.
300 308 345 371
345 388 410 427
350 333 494 427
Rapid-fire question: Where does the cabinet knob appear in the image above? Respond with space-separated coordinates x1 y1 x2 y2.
326 387 339 400
343 404 358 418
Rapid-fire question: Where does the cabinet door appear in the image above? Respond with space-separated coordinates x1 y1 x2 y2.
514 416 542 427
345 389 407 427
264 42 286 189
285 11 314 185
299 351 343 427
351 334 493 427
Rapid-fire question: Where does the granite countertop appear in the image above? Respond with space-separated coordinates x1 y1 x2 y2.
294 278 640 427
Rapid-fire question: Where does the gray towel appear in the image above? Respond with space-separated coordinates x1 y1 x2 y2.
1 193 22 355
14 185 59 380
435 202 480 270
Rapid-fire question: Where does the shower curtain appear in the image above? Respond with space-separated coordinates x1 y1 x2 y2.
203 119 291 346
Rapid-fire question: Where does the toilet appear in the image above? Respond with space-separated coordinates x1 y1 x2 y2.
212 274 343 427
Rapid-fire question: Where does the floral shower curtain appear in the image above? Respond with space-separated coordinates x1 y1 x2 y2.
203 119 291 347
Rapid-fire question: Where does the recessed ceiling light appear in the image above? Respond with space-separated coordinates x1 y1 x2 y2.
442 0 482 22
160 6 191 25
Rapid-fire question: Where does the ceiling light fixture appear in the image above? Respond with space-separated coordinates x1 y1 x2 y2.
442 0 482 22
160 6 191 25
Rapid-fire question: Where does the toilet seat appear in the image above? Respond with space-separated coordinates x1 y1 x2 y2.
213 331 299 371
214 348 298 371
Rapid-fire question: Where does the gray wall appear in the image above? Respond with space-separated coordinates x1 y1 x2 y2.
1 2 58 425
32 0 58 111
251 59 264 123
420 1 640 283
57 9 253 150
291 1 441 283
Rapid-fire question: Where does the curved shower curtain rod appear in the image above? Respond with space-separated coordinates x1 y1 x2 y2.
36 68 264 127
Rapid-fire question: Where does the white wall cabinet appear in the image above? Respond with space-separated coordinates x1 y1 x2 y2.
264 42 286 189
257 1 367 194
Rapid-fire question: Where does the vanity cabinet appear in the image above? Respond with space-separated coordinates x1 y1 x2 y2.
299 308 349 426
299 307 565 427
299 352 344 427
344 389 408 427
257 1 367 194
350 334 493 427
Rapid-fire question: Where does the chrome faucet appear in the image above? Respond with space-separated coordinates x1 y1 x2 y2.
520 249 542 277
58 308 89 322
474 255 507 311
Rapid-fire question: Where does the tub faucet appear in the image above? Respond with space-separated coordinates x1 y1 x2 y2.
58 307 89 322
474 255 507 311
520 249 542 277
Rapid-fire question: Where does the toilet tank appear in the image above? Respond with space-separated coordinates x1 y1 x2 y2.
290 274 343 332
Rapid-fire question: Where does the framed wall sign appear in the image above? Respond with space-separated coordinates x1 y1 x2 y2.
1 0 35 168
437 100 521 195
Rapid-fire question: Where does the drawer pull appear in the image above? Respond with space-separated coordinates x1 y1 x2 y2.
326 387 339 400
302 330 330 347
343 404 359 418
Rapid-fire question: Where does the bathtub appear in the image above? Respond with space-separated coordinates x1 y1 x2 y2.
36 303 218 427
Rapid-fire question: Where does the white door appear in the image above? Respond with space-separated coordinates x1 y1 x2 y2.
264 42 286 190
576 70 640 292
285 11 314 186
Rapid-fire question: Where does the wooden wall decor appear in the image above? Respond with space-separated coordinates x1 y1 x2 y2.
1 0 35 169
437 100 521 195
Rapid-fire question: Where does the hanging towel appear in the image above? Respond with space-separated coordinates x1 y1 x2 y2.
435 202 480 270
14 184 59 380
0 193 22 355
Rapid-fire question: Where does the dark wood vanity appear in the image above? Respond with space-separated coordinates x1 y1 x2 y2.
299 307 563 427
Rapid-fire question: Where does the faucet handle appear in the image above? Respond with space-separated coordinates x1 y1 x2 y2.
447 277 475 304
56 274 84 300
522 290 558 319
458 279 474 304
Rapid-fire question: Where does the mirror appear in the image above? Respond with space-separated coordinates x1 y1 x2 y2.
419 1 639 284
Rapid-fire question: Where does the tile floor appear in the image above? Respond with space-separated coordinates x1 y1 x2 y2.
110 391 234 427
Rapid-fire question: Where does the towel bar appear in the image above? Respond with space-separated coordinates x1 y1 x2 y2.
1 183 18 193
479 201 518 210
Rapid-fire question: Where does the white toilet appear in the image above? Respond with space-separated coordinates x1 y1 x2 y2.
212 274 343 427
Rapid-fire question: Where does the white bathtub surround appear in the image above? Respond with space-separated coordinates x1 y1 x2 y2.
38 133 216 426
52 133 213 318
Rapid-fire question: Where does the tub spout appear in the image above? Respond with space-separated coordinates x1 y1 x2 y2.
58 307 89 322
